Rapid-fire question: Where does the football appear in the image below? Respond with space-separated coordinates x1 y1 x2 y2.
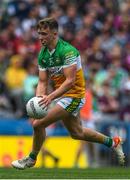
26 96 48 119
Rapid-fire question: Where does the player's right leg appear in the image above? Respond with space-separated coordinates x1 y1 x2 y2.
11 104 69 170
112 136 125 165
62 115 125 166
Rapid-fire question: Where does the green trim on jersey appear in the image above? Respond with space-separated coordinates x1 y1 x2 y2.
38 38 80 69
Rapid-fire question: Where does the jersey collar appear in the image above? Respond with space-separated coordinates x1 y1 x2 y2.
47 38 60 55
48 49 55 55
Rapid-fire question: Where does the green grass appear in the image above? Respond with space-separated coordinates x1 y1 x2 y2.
0 167 129 179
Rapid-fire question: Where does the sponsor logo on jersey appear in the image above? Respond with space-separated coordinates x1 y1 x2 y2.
49 67 62 76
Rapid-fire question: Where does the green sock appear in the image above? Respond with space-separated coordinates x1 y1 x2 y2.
104 137 113 147
29 152 37 160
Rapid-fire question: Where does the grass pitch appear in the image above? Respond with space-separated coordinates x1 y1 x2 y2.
0 167 129 179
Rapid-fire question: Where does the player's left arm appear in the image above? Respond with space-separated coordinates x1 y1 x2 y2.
48 64 77 101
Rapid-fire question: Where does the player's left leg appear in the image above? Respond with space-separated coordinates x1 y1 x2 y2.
62 115 125 165
11 104 69 170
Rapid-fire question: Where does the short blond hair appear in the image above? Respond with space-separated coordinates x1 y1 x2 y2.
36 17 58 31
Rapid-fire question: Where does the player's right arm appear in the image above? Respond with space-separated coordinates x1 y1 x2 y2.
37 48 48 96
36 70 48 96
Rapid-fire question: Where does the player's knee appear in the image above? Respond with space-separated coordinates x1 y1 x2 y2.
71 132 83 140
70 132 82 140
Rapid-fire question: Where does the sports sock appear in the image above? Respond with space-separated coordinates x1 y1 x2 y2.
29 152 37 160
103 137 113 147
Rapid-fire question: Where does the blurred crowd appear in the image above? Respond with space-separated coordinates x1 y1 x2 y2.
0 0 130 121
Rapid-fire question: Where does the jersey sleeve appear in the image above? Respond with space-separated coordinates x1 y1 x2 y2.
62 47 79 68
38 49 47 71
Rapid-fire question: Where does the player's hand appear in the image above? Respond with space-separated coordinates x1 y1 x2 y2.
37 95 52 107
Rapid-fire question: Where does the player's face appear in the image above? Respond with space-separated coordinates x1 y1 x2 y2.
38 27 55 47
